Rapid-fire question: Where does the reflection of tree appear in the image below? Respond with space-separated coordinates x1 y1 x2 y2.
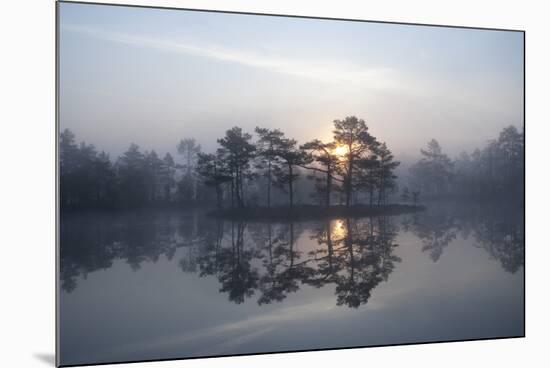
472 214 524 274
59 211 185 292
409 208 457 262
254 223 287 304
194 222 261 304
405 204 524 272
60 211 229 292
61 211 401 308
255 223 313 305
179 213 217 273
306 217 401 308
59 214 116 292
193 220 225 276
60 204 523 302
217 222 260 304
193 217 401 308
334 218 400 308
375 217 402 282
307 220 343 288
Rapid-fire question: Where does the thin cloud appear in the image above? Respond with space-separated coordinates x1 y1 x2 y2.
62 24 403 89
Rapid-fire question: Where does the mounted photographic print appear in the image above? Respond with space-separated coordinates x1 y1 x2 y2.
56 1 525 366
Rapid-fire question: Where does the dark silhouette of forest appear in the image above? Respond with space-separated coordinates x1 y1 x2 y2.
405 126 524 201
60 204 524 306
60 117 523 213
60 116 403 212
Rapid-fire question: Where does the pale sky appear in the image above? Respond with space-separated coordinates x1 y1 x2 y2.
58 2 524 160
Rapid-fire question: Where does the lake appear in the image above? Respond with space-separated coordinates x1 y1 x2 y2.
58 203 524 365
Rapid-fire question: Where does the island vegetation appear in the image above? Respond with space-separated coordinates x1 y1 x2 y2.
60 116 523 220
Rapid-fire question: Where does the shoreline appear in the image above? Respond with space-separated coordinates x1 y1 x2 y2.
207 204 426 222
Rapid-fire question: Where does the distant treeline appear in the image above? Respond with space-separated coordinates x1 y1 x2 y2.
405 125 524 202
59 116 523 210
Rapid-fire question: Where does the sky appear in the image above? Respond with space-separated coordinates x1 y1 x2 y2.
58 2 524 160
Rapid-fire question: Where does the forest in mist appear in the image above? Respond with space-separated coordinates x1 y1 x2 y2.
59 116 524 211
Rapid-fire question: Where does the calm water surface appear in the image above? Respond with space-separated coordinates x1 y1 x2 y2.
59 203 524 365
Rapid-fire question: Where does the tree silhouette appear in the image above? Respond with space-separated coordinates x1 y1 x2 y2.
60 121 523 211
496 126 524 198
255 127 284 208
177 138 201 202
59 129 79 207
400 187 411 203
60 129 118 208
410 139 453 197
300 139 342 207
217 127 256 208
159 153 176 203
412 190 420 205
406 126 524 201
144 150 163 203
374 142 400 206
355 151 380 206
273 134 312 208
333 116 377 207
117 143 149 207
196 152 232 209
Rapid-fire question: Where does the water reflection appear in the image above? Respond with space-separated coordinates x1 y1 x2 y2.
196 222 261 304
406 207 458 262
306 218 401 308
60 203 524 307
402 203 524 273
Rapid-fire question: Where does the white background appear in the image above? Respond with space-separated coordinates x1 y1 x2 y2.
0 0 548 367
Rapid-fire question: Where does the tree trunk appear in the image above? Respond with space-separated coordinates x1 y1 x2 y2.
369 186 374 206
239 169 245 208
345 161 353 207
345 146 353 207
267 160 271 208
230 178 235 208
288 164 294 208
345 178 351 207
326 220 334 272
235 168 243 208
289 222 295 266
326 167 332 207
216 185 222 209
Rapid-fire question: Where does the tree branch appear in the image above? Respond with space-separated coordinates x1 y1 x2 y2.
298 165 345 182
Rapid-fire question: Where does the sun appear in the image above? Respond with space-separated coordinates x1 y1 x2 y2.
333 145 348 157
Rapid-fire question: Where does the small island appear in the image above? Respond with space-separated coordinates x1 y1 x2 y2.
208 204 425 222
